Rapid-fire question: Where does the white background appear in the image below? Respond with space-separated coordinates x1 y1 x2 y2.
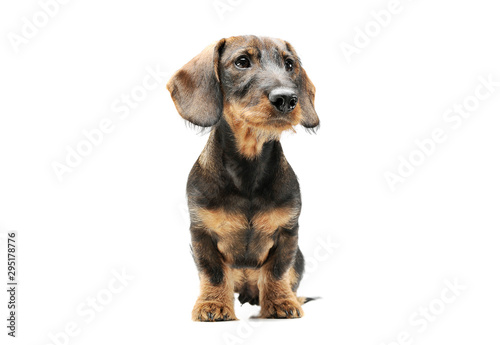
1 0 499 344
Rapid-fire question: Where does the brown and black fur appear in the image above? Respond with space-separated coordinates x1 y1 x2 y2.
167 35 319 321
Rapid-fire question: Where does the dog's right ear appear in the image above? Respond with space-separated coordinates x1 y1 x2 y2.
167 39 226 127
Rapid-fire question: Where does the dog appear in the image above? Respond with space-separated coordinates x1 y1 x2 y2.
167 35 319 321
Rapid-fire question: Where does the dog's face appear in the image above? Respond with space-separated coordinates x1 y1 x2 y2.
167 35 319 137
217 36 318 133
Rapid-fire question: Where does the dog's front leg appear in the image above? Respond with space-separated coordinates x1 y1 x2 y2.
258 226 304 319
190 225 237 321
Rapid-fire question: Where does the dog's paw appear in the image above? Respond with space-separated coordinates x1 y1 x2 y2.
259 298 304 319
192 300 237 322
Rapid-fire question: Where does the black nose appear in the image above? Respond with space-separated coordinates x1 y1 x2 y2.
269 88 298 113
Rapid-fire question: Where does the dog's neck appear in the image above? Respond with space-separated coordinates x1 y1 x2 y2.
216 117 281 162
221 113 282 158
199 118 286 194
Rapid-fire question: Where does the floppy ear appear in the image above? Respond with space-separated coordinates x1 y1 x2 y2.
283 40 319 129
167 39 226 127
298 67 320 129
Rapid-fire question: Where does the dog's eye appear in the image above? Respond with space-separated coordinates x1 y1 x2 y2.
285 58 294 72
235 56 251 69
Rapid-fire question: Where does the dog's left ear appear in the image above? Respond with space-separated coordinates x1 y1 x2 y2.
298 67 320 129
284 40 320 129
167 39 226 127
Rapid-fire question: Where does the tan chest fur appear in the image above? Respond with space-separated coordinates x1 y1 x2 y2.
195 207 299 266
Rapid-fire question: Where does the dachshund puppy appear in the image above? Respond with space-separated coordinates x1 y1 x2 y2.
167 35 319 321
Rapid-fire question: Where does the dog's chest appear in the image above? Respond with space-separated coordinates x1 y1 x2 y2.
196 206 298 267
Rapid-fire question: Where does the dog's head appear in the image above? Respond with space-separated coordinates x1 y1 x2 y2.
167 35 319 138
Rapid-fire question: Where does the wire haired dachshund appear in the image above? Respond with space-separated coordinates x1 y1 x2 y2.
167 35 319 321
